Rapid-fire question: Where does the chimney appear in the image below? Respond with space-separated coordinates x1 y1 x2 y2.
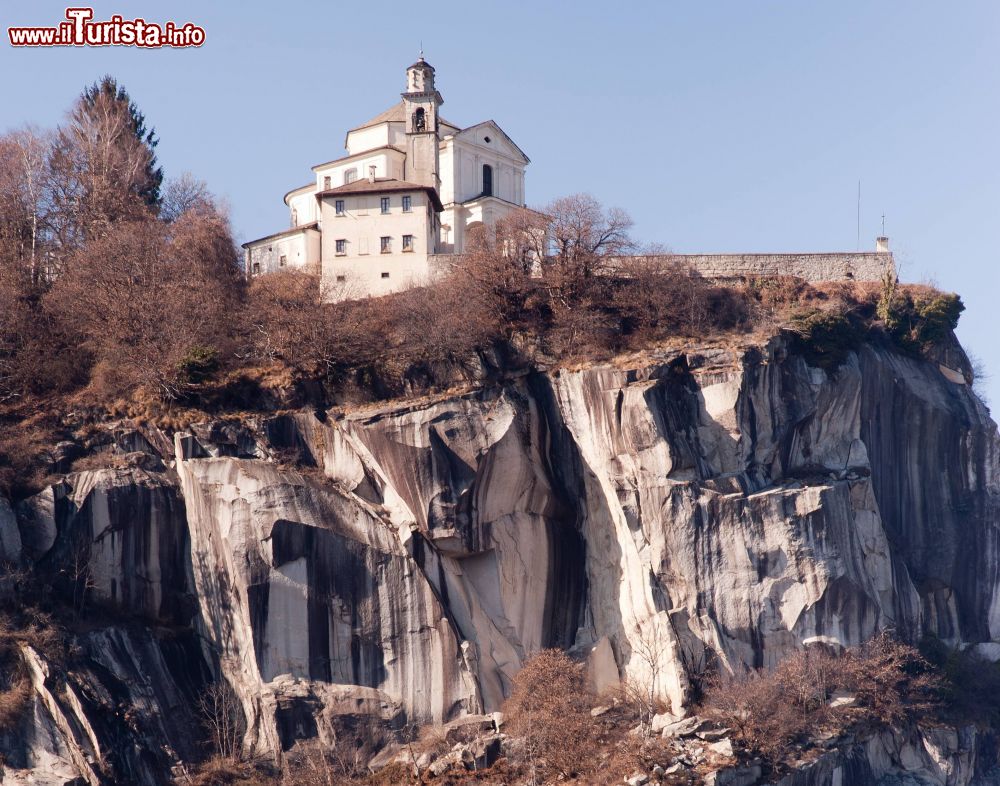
876 236 890 253
368 165 376 184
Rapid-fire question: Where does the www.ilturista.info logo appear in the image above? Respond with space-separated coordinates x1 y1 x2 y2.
8 7 205 48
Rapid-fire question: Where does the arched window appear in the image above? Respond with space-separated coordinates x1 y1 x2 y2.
343 168 357 184
482 164 493 197
413 107 426 132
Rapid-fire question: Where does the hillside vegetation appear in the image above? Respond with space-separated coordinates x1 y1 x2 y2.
0 80 966 501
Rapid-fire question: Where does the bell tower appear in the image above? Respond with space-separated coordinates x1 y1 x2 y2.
402 54 443 190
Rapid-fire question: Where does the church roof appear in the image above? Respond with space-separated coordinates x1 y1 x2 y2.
348 101 457 134
456 120 530 163
350 101 406 131
316 178 444 211
311 146 406 173
241 222 319 249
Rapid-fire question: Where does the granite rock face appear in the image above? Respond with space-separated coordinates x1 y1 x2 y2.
4 335 1000 782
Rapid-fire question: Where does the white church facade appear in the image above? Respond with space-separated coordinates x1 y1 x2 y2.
243 56 530 300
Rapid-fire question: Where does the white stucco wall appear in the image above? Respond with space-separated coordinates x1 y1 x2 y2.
345 122 406 157
287 190 318 227
441 127 526 206
320 189 438 300
245 227 321 277
345 124 390 156
314 150 406 192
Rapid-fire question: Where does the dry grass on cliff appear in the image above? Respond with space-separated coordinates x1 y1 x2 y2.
0 607 73 735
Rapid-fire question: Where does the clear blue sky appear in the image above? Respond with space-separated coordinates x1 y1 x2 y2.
2 1 998 405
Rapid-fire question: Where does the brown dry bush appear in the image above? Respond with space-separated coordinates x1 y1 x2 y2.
0 416 61 498
848 632 940 726
0 268 85 401
502 649 598 781
190 757 275 786
0 608 70 734
245 270 344 370
384 273 499 366
459 214 541 332
702 633 940 765
46 206 241 400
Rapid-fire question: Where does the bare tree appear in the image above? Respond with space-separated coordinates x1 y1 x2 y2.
0 128 53 286
459 209 545 332
46 202 241 399
48 77 160 252
624 621 671 737
197 681 246 763
160 172 212 223
541 193 633 302
61 541 97 618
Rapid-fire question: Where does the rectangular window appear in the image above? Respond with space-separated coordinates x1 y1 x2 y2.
279 255 287 266
402 195 411 212
323 176 331 189
402 234 413 252
381 272 390 279
380 236 391 253
380 197 390 214
335 239 346 255
251 261 260 275
335 199 345 216
336 274 346 282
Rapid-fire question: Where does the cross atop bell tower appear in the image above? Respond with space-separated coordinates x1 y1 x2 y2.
402 55 443 189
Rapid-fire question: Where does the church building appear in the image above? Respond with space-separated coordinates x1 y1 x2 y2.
242 56 530 300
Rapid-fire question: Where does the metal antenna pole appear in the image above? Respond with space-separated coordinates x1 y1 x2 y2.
857 180 861 251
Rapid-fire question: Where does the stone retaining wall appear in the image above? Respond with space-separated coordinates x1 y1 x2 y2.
656 252 895 283
428 252 895 285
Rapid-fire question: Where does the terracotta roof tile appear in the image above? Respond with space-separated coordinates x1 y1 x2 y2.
316 178 443 211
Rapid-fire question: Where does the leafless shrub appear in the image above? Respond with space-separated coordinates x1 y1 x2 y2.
968 352 991 406
190 756 274 786
326 716 390 781
197 681 246 763
623 622 672 736
280 740 339 786
62 542 97 618
245 270 372 374
0 608 71 735
702 632 940 764
46 204 241 400
502 649 598 783
847 632 940 726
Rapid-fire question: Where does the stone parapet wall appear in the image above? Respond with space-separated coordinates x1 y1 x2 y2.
655 252 895 283
421 251 895 285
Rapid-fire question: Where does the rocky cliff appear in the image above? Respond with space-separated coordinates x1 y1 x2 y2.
2 331 999 784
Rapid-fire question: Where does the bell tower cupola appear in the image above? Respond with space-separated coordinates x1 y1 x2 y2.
402 53 443 190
